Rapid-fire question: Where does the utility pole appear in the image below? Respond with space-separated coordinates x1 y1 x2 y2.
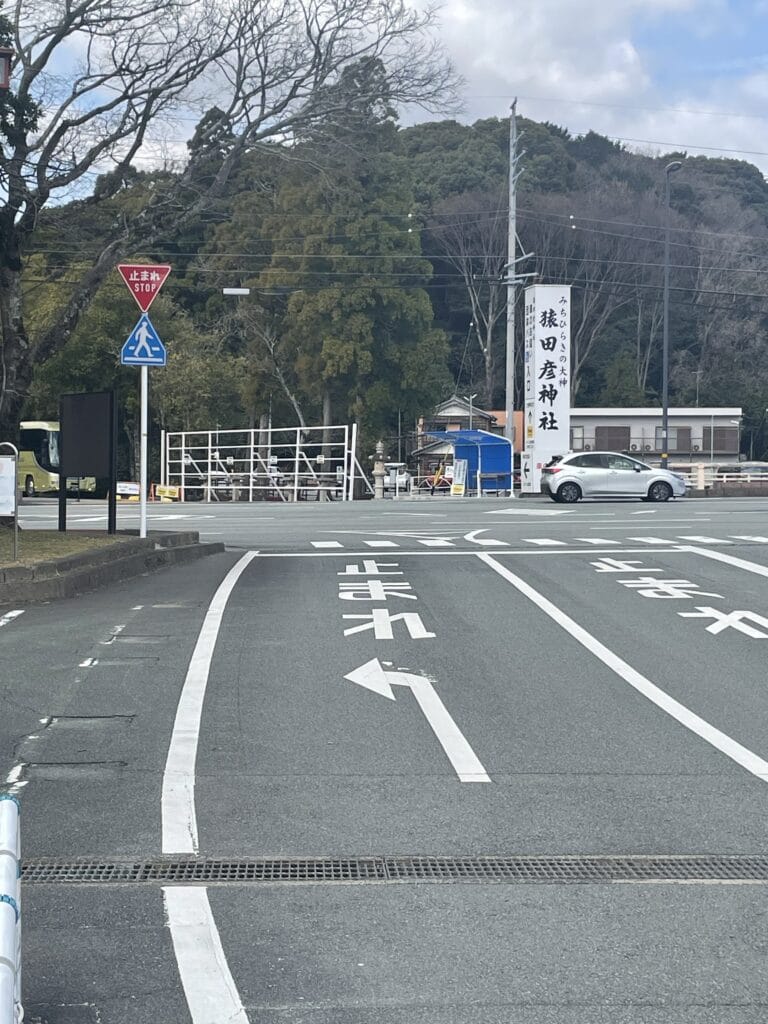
504 101 535 494
504 100 518 452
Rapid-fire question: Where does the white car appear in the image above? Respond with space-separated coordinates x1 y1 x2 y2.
541 451 687 503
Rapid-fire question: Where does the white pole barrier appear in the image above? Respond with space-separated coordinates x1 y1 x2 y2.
0 794 21 1024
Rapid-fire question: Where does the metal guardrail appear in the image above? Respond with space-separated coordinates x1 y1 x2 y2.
0 794 21 1024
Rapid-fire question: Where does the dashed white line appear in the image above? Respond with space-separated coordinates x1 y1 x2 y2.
524 538 566 546
416 539 454 547
576 538 620 546
363 540 399 548
0 610 24 629
677 536 733 545
311 541 344 549
627 537 678 545
729 536 768 543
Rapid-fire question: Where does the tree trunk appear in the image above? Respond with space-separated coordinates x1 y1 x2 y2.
0 233 32 441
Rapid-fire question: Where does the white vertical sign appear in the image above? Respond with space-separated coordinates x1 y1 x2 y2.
524 284 571 456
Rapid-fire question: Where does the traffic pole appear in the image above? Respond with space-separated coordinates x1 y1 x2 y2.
140 364 148 538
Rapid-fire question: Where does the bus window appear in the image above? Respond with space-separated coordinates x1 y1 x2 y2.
19 427 59 472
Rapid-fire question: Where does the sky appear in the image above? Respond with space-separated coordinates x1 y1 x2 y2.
426 0 768 173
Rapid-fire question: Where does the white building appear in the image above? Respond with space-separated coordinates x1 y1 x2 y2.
570 408 742 463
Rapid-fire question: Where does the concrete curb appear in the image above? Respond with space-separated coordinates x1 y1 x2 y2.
0 532 225 607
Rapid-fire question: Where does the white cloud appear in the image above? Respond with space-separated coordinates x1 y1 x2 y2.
418 0 768 174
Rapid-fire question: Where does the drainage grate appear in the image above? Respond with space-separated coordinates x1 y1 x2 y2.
20 855 768 885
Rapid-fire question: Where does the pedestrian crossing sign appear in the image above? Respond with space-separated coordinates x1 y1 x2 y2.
121 313 167 366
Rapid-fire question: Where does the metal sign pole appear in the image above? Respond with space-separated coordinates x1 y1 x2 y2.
140 365 148 538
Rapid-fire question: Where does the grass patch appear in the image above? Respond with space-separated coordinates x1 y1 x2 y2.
0 529 136 568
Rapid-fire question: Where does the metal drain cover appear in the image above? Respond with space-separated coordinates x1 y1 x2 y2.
20 855 768 885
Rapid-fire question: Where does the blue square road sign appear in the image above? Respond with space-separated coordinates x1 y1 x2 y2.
121 313 167 366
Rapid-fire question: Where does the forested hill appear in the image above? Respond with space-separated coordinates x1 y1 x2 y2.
25 112 768 468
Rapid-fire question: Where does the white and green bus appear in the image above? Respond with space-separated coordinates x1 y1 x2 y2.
18 420 96 496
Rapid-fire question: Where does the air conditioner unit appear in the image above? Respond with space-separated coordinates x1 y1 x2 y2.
630 444 638 451
644 444 652 451
583 444 592 451
693 444 700 451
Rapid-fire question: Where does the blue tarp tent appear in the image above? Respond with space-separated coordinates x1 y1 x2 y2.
426 430 512 493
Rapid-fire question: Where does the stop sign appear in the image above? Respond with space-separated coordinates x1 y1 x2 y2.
117 263 171 312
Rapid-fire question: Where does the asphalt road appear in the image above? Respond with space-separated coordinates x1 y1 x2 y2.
4 494 768 1022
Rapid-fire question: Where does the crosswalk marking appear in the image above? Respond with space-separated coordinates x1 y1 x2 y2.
677 535 733 545
305 533 760 552
627 537 678 545
576 538 620 545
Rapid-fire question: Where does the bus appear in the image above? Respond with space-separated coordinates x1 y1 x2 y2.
18 421 96 496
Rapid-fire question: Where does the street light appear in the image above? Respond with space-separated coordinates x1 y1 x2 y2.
464 393 478 430
661 159 682 472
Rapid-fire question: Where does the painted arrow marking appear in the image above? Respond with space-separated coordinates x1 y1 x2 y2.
344 658 490 783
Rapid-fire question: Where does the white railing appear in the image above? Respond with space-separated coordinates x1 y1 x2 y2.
670 465 768 489
163 424 363 502
0 795 21 1024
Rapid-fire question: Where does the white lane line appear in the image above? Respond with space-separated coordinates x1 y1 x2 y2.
162 551 257 854
478 553 768 783
576 538 620 545
164 887 248 1024
417 539 454 547
363 540 399 548
730 536 768 543
677 536 733 545
311 541 344 549
0 610 24 629
680 545 768 580
524 538 566 546
627 536 678 545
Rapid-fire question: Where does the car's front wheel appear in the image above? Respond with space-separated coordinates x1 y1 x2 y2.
648 481 672 502
557 482 582 503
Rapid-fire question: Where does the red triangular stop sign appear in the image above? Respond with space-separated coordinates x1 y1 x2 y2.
117 263 171 312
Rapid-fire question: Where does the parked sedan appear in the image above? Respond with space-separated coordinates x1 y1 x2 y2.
541 451 687 503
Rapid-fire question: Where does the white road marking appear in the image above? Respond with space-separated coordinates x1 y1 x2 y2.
162 551 257 854
0 610 24 629
730 536 768 543
478 553 768 783
464 530 508 547
485 508 576 516
680 545 768 580
631 510 657 515
78 657 98 668
4 762 27 794
677 536 733 545
577 538 620 545
363 540 399 548
311 541 344 549
524 538 566 546
345 658 490 782
164 887 249 1024
627 537 678 545
416 538 454 547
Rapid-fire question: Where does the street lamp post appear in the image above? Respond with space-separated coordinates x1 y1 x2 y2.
464 393 478 431
661 160 682 473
